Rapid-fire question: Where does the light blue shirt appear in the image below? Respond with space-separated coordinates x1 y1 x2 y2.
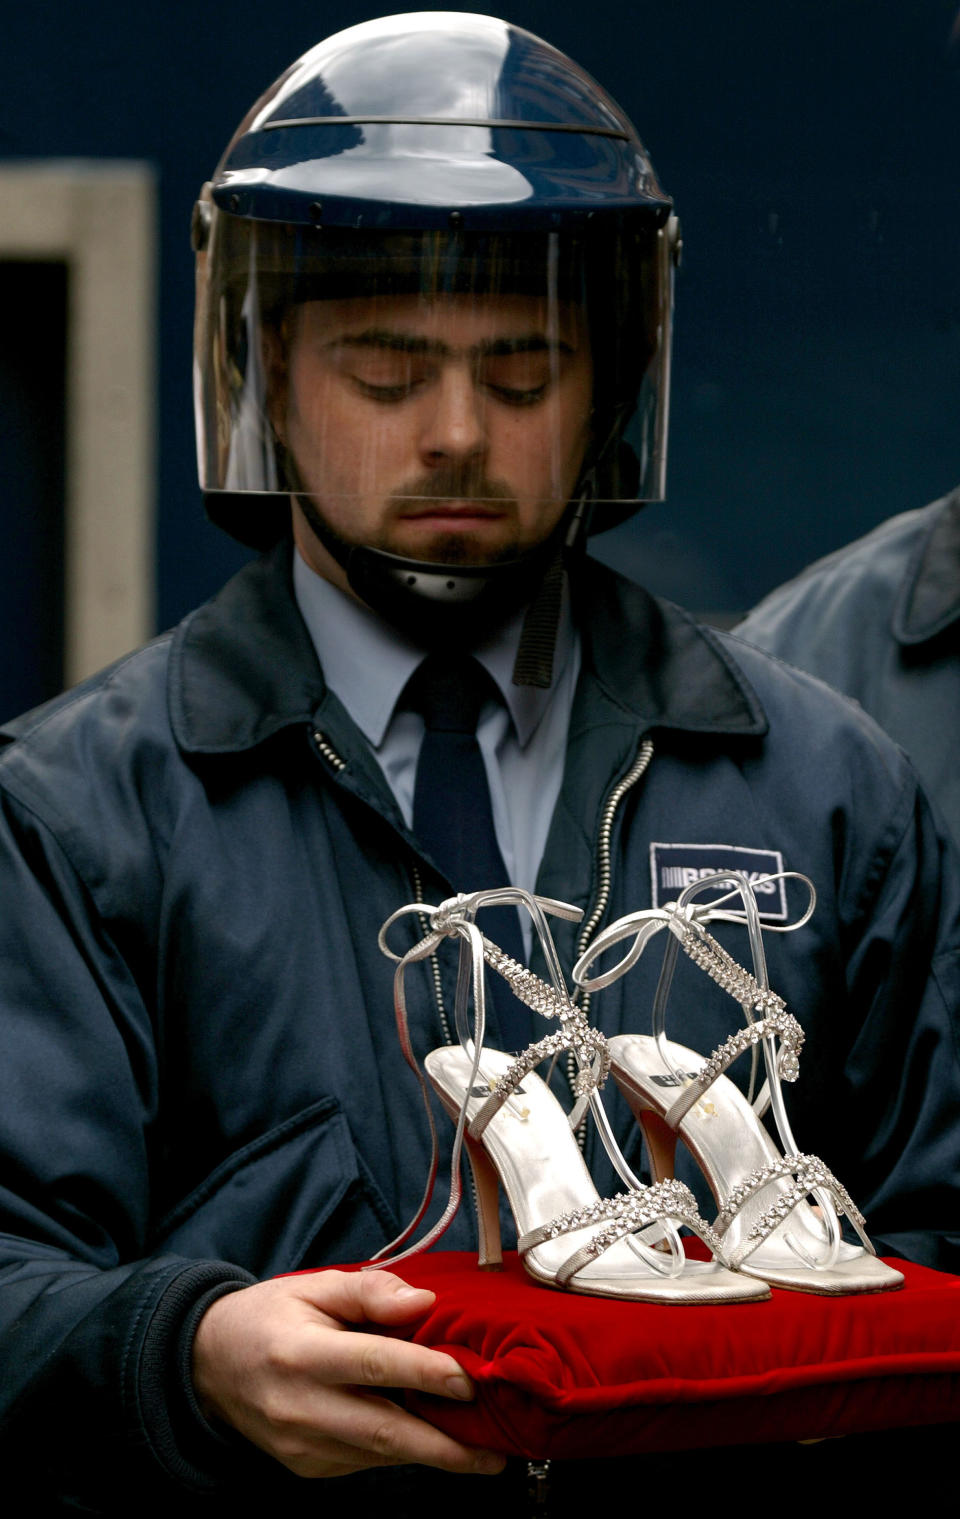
293 550 580 952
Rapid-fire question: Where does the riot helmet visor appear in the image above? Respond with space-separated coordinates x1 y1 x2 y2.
195 213 674 550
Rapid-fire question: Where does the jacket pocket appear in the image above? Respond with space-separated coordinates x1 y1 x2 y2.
148 1098 396 1277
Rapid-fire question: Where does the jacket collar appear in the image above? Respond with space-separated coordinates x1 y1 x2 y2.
575 558 768 736
170 540 767 755
892 488 960 646
170 541 327 754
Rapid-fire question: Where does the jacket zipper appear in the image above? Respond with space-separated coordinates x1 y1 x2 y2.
574 734 655 987
411 862 453 1046
567 734 654 1131
312 729 453 1045
312 730 346 772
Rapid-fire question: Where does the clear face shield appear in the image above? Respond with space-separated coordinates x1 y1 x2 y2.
194 206 675 558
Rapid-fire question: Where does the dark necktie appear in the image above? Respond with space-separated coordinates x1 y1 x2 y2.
404 654 530 1052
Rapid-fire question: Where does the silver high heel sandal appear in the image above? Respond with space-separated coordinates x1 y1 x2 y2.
373 887 769 1304
574 872 904 1296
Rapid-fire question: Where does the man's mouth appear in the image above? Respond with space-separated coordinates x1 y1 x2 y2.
400 501 506 519
390 472 517 521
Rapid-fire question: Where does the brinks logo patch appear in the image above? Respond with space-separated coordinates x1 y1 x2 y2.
650 843 788 921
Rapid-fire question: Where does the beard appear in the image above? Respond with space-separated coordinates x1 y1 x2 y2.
293 470 569 652
402 530 518 565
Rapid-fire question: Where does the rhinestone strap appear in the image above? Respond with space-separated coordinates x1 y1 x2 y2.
464 935 612 1136
519 1178 724 1285
717 1152 866 1267
481 936 578 1021
679 920 787 1016
469 1010 611 1139
665 1007 805 1128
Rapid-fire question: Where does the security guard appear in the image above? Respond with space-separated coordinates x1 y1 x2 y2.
739 486 960 846
0 14 958 1513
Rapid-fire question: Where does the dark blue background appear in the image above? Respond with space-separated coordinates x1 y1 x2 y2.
2 1 958 676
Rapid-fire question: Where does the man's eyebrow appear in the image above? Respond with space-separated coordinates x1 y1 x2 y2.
475 335 575 357
329 330 445 355
325 330 576 357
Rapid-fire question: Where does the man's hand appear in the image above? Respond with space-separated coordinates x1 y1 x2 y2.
192 1269 506 1479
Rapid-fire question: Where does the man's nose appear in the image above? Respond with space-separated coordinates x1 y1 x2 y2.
418 364 487 464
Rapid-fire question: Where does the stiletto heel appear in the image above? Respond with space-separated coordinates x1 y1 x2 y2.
575 871 904 1296
453 1111 504 1270
632 1102 679 1188
374 888 769 1304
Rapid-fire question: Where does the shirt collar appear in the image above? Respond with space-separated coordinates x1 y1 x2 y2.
292 547 577 749
166 540 767 756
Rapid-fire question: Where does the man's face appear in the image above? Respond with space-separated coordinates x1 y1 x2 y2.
277 291 593 583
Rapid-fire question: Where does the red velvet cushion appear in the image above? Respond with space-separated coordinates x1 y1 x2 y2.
358 1251 960 1458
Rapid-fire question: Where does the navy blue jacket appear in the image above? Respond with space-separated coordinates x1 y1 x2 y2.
1 543 958 1509
739 487 960 846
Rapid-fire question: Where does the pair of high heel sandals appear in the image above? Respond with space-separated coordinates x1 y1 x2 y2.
375 873 903 1304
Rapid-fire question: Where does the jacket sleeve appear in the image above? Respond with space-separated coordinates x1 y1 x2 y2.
0 787 256 1505
831 768 960 1272
721 632 960 1272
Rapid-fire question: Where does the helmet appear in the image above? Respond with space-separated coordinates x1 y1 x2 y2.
193 12 678 643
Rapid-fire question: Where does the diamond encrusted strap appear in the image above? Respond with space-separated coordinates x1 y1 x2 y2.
519 1178 724 1285
463 935 611 1137
481 937 574 1021
678 920 786 1015
469 1010 610 1139
716 1152 867 1267
665 1007 805 1128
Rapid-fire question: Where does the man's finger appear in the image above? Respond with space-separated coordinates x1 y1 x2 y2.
289 1267 438 1327
310 1325 474 1401
278 1386 506 1477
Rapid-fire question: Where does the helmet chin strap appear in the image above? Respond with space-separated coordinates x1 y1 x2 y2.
295 491 592 678
510 486 595 688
